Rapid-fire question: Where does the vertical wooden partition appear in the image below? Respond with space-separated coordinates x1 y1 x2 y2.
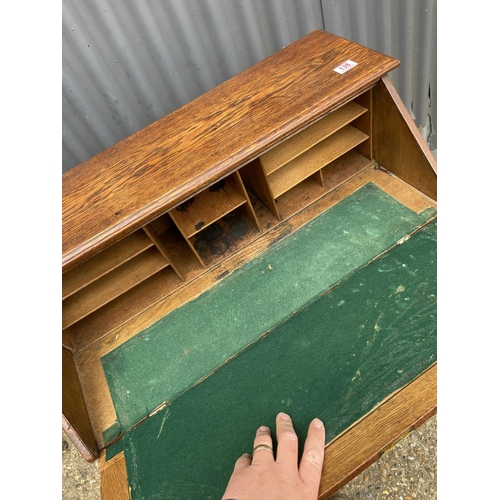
372 75 437 200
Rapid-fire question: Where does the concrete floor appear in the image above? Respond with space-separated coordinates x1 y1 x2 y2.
62 414 436 499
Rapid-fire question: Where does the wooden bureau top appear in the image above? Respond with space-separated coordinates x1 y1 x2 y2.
62 29 399 271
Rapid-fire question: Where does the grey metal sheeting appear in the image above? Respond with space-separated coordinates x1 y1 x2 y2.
62 0 436 173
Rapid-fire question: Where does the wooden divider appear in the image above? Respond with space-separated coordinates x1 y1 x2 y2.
260 101 367 175
62 231 154 300
268 126 368 198
62 248 170 329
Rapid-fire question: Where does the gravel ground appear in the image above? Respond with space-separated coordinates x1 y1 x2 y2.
336 416 437 500
62 415 436 499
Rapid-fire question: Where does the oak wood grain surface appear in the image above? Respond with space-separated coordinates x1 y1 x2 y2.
62 29 399 271
100 452 130 500
373 76 437 200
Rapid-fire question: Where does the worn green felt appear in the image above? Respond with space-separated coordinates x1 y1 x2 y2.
104 438 123 462
102 183 432 435
118 220 436 499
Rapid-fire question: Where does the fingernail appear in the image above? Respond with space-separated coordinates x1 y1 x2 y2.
258 426 270 432
278 412 291 421
313 418 324 429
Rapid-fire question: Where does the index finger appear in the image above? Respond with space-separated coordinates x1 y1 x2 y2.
275 412 299 467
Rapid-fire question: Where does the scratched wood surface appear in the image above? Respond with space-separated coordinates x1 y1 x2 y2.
62 29 399 271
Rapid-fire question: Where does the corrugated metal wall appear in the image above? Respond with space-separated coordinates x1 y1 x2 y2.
322 0 436 150
62 0 436 173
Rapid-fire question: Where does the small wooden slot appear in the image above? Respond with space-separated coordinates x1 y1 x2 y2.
239 159 280 220
260 101 367 175
311 169 324 187
232 171 262 232
143 224 185 280
190 208 261 267
62 248 170 329
156 228 204 278
68 266 184 352
322 150 374 190
62 231 154 300
169 175 247 239
275 151 373 221
268 125 368 198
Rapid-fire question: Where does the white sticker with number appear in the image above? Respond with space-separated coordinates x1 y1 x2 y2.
333 60 358 74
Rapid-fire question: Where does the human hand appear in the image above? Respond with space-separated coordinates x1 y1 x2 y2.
221 412 325 500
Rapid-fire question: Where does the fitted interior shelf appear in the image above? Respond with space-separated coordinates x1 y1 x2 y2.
169 176 247 239
62 230 154 300
274 150 374 220
268 125 368 198
62 247 171 329
62 92 372 347
239 97 371 221
260 101 367 176
169 172 261 266
67 266 185 351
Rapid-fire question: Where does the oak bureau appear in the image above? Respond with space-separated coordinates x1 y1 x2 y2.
62 30 437 499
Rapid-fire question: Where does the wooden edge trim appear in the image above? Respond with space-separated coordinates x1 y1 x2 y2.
100 451 131 500
380 75 437 175
318 363 437 499
62 414 98 463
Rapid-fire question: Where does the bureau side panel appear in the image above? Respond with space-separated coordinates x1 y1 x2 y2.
372 76 437 200
62 347 99 460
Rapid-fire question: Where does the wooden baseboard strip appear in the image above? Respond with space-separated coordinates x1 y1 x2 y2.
319 363 437 499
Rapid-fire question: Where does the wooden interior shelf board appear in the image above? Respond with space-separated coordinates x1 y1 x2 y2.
275 151 374 221
260 101 367 176
62 231 154 300
69 267 184 353
62 248 170 330
268 125 369 198
168 176 247 239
